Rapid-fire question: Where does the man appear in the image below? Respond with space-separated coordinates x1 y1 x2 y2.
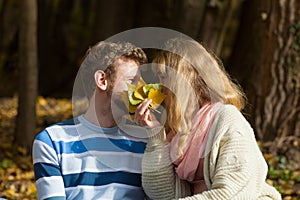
32 41 149 199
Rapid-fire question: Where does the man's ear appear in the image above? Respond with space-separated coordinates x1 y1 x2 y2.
94 70 108 91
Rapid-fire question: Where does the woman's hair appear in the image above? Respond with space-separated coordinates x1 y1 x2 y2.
153 39 246 154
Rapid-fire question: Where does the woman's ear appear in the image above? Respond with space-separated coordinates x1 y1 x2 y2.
94 70 108 91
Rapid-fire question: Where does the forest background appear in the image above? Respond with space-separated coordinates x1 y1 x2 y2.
0 0 299 199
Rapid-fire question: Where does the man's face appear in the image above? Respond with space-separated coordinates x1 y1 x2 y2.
112 58 140 94
110 58 140 118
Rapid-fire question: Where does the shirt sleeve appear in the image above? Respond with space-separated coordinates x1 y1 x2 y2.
142 127 191 200
32 130 66 200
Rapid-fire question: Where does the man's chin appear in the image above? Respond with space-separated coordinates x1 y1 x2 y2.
111 98 131 118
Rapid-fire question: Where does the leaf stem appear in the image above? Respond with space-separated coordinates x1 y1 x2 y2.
149 106 161 114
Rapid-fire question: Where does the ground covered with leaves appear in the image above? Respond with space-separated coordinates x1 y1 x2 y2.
0 97 299 199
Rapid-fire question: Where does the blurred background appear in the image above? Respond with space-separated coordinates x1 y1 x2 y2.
0 0 299 199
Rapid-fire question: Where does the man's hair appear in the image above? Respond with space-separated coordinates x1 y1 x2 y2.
79 41 147 98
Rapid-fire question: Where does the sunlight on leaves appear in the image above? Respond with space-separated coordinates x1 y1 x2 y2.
122 77 166 115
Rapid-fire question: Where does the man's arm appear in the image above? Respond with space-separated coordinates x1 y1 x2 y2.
32 130 66 200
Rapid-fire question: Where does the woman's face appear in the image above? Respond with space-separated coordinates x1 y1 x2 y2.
152 63 170 94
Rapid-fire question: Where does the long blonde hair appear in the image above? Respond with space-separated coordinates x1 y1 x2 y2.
153 39 246 154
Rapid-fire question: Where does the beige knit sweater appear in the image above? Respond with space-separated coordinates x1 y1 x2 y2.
142 105 282 200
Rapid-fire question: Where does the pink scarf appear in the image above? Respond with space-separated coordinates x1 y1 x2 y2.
170 102 222 194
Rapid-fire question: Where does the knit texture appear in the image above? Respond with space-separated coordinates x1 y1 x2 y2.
142 105 282 200
142 137 191 200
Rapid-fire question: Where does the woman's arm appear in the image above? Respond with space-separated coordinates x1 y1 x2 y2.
142 138 175 200
142 127 191 200
136 100 191 199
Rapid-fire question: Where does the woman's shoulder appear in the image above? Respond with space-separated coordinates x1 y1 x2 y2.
218 103 241 116
210 103 254 139
215 104 248 125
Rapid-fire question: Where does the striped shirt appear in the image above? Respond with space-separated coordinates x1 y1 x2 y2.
32 115 149 200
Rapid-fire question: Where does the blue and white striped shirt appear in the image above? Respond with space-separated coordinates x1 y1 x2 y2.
33 115 149 200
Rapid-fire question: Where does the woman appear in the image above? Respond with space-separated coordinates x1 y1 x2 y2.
135 39 281 199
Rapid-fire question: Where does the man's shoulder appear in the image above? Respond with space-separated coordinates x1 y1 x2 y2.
55 118 78 126
35 117 81 142
46 117 80 130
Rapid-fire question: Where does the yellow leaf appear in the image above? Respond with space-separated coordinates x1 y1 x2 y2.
5 189 16 198
266 179 274 186
17 146 27 155
37 96 47 107
128 104 137 114
137 76 146 87
148 88 167 109
282 189 294 195
122 77 166 115
20 184 27 193
134 85 146 100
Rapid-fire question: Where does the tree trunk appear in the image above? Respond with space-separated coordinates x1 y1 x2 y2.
15 0 38 153
0 0 20 96
229 0 300 142
172 0 207 38
198 0 242 58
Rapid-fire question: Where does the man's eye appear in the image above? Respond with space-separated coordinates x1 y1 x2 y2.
127 79 134 84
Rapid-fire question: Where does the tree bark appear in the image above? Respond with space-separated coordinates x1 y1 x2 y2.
199 0 242 58
172 0 207 38
229 0 300 142
15 0 38 152
0 0 20 96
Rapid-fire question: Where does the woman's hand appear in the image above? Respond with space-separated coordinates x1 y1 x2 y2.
134 99 161 128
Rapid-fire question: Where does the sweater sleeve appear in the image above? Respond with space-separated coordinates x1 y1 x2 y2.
142 127 191 200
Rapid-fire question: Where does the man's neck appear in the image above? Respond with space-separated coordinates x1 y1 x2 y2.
84 93 117 128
